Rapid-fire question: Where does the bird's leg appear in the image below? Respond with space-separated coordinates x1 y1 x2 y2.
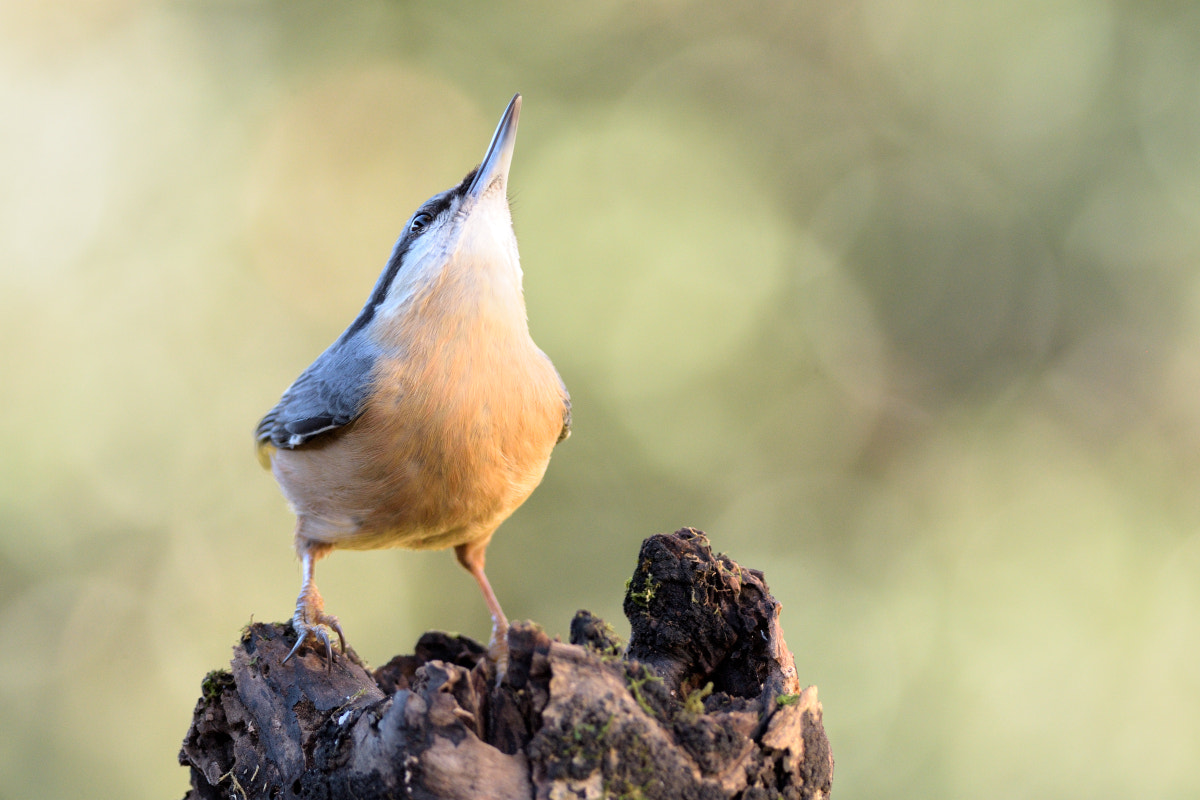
284 538 346 669
454 540 509 670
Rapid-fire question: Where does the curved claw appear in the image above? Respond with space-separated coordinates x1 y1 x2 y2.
283 611 346 670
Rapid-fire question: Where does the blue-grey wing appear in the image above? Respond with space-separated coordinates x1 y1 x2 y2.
256 336 381 450
558 388 572 443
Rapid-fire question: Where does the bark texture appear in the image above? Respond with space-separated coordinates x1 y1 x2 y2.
179 529 834 799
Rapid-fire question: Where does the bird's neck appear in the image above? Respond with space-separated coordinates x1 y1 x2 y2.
375 253 530 353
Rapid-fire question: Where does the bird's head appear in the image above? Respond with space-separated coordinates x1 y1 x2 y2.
350 94 527 345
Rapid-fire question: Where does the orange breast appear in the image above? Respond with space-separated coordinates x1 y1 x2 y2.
270 304 565 553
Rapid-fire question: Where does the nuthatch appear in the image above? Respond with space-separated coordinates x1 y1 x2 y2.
255 94 570 666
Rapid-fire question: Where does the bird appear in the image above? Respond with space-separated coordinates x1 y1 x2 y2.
254 94 570 667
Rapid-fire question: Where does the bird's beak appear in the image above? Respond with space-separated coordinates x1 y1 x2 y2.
468 93 521 200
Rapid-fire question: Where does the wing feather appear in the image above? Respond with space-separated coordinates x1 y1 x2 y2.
255 335 381 451
558 395 572 443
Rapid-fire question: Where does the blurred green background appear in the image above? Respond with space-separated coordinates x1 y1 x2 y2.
2 1 1198 797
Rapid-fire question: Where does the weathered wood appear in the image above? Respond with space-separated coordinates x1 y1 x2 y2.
179 529 834 799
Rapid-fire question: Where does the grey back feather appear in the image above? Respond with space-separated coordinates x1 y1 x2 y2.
256 332 382 449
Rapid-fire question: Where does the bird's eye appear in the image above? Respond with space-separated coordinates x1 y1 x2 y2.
409 213 432 233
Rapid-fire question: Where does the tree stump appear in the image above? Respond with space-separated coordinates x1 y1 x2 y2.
179 529 834 799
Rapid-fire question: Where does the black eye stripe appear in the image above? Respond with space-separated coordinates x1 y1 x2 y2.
338 185 463 340
415 193 455 226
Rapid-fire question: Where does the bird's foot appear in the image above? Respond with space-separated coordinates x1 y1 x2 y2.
284 598 346 669
488 621 510 685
